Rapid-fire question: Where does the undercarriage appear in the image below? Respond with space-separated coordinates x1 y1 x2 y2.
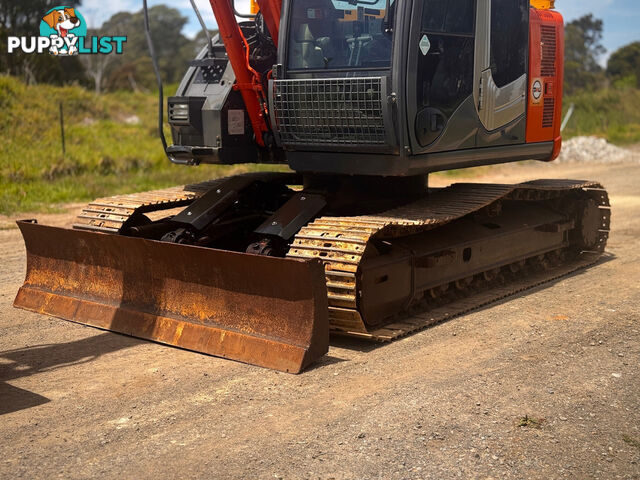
15 174 610 372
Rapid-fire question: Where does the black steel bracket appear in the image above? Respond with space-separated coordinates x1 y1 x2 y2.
170 173 297 233
254 193 326 241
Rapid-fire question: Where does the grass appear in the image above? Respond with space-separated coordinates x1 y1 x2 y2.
562 86 640 145
623 435 640 451
517 415 545 429
1 165 284 214
1 75 640 215
0 75 286 215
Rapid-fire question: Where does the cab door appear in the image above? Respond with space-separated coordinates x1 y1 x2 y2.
406 0 529 154
407 0 477 150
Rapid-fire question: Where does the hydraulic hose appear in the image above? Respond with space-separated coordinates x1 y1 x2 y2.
142 0 192 165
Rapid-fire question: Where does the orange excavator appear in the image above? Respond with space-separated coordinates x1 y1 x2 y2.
14 0 610 372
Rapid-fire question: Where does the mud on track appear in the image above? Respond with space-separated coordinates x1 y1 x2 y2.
1 161 639 479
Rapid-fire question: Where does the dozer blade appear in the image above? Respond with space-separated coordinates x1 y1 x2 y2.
13 220 329 373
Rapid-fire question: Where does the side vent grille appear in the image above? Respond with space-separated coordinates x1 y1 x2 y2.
272 77 387 146
540 25 557 77
542 97 555 128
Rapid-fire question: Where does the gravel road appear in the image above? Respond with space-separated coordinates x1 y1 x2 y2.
1 160 639 479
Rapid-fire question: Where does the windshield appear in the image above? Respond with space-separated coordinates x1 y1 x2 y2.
287 0 395 70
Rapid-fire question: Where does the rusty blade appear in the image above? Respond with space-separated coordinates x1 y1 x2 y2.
13 220 329 373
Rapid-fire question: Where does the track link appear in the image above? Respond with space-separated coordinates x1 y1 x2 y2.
287 180 610 340
72 178 610 343
73 181 221 233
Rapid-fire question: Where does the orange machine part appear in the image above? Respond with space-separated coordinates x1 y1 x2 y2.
526 8 565 160
256 0 281 47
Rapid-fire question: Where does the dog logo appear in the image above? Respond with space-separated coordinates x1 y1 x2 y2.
40 7 87 56
7 6 126 56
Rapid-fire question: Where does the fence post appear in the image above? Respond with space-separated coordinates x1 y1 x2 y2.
59 101 66 158
560 103 575 133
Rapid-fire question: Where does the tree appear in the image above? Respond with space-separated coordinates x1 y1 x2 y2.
607 41 640 88
79 17 129 95
564 14 606 93
101 6 194 91
79 31 115 94
0 0 81 34
191 29 219 56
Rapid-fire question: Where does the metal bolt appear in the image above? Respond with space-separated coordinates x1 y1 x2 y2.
216 189 221 194
300 196 306 201
187 212 192 216
272 221 278 226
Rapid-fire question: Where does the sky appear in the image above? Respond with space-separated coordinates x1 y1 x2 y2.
78 0 640 63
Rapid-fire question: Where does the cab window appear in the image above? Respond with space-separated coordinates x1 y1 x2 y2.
490 0 528 87
415 0 475 147
287 0 395 70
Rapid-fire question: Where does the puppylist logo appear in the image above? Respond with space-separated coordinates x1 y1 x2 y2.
7 6 126 56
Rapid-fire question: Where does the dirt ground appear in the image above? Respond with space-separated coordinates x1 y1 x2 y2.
1 160 639 480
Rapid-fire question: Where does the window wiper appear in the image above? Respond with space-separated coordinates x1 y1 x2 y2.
382 0 392 33
345 0 379 5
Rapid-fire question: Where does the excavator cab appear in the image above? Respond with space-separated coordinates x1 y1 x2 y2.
272 0 560 175
167 0 563 176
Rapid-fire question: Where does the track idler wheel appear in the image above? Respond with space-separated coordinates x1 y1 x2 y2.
429 283 450 299
483 268 501 282
161 227 196 244
246 238 286 257
455 276 474 291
